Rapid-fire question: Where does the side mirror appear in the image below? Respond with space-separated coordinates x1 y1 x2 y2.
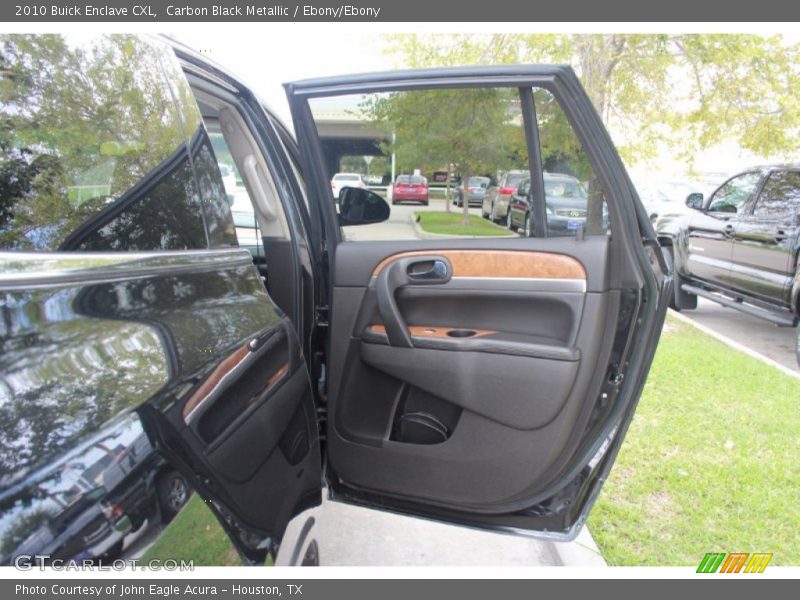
339 187 390 226
685 193 704 210
226 193 235 207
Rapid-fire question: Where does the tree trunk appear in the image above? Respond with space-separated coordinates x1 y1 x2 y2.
460 169 470 225
444 165 452 213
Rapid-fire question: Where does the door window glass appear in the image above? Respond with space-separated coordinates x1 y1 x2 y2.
533 88 609 237
308 88 529 240
753 171 800 219
707 172 762 215
207 131 263 258
0 34 233 251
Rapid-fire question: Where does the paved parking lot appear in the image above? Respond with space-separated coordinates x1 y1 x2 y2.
677 299 798 374
344 195 485 241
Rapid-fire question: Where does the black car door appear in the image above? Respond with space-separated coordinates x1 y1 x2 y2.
0 35 320 567
730 169 800 304
284 66 669 537
685 171 763 289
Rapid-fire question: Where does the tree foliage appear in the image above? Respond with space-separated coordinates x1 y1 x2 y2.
384 34 800 167
363 87 525 221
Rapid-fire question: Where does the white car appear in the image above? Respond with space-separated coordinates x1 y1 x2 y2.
218 163 238 195
331 172 365 200
635 180 705 221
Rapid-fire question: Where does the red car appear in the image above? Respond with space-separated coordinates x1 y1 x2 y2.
392 175 429 205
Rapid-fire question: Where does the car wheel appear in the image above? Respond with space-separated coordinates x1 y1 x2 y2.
157 470 190 522
422 201 429 206
99 541 124 563
524 214 532 238
663 245 697 311
507 210 517 232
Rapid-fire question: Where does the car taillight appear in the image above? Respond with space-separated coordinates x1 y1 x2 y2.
500 186 516 195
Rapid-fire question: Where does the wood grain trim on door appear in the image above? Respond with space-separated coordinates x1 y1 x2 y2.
265 362 289 387
182 345 250 420
369 324 496 339
182 350 289 422
371 250 586 279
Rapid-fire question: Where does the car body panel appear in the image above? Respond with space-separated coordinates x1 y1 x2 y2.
0 34 321 566
484 170 528 221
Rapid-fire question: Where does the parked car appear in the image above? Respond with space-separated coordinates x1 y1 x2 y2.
218 163 238 196
0 34 668 567
331 172 366 200
392 174 429 205
656 165 800 364
2 413 189 566
507 173 604 237
482 169 528 223
455 176 491 207
656 166 800 364
636 180 705 222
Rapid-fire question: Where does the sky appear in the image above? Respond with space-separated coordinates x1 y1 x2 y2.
171 27 798 183
173 30 391 123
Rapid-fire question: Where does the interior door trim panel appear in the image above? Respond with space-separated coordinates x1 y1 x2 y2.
362 326 579 361
368 324 496 339
371 249 587 279
325 237 617 511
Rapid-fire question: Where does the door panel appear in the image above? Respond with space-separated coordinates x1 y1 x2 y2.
686 171 763 289
730 171 800 305
286 65 667 537
685 213 736 287
730 216 794 302
325 237 615 510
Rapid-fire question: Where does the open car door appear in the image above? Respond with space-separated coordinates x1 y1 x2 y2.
285 66 669 537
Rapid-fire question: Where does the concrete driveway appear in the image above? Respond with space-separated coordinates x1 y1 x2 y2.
676 298 798 374
276 496 606 566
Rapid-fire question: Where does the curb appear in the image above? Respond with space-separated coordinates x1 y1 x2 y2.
552 526 607 566
670 309 800 380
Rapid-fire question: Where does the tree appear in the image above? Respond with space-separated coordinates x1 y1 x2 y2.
363 88 524 223
383 34 800 169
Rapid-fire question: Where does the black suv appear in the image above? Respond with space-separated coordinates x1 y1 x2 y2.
0 34 668 565
656 166 800 364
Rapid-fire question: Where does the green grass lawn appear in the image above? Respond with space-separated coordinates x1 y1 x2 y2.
588 316 800 566
143 316 800 566
141 495 242 566
415 211 509 236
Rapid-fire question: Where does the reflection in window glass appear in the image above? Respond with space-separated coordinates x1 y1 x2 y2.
707 172 761 215
0 34 229 251
754 171 800 219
